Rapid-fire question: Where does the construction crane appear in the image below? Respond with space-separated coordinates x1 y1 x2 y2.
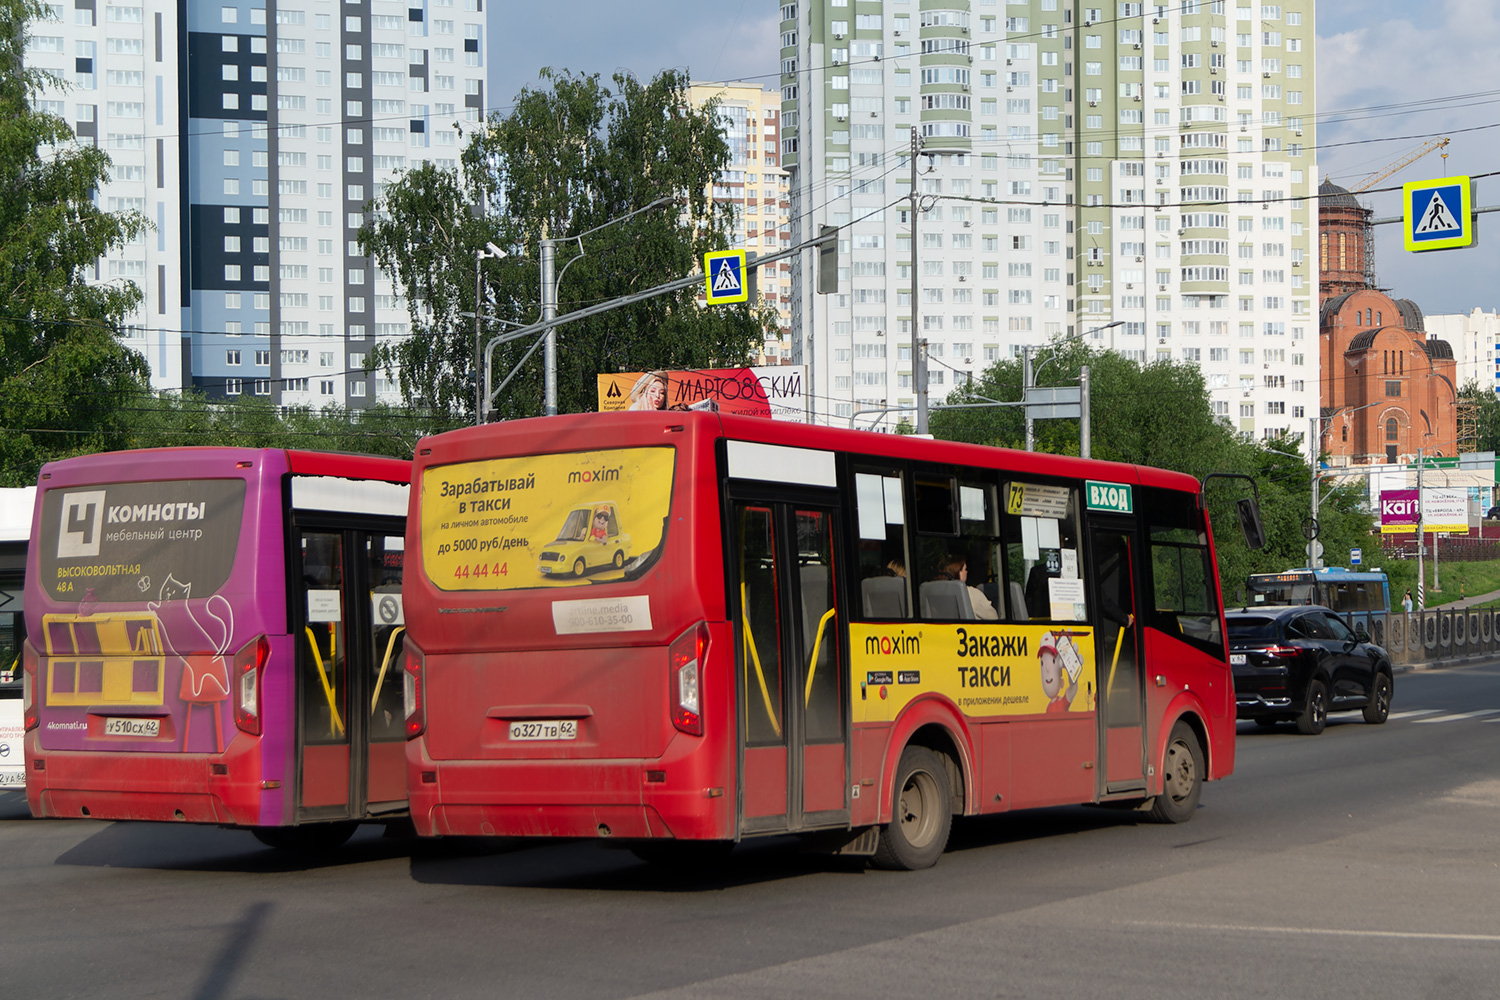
1350 137 1451 192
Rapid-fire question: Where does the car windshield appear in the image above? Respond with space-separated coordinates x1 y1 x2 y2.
1227 616 1281 641
555 508 591 542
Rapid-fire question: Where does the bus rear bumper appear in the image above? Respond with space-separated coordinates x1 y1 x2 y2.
406 739 735 841
25 730 266 827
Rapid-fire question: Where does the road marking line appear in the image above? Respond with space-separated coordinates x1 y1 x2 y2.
1411 709 1500 724
1386 709 1441 720
1130 921 1500 944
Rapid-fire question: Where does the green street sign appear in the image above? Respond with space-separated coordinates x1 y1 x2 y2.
1085 480 1133 514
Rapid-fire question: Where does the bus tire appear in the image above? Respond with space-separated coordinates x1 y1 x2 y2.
1296 678 1329 735
1362 670 1392 724
872 746 952 870
251 821 358 853
1147 722 1203 824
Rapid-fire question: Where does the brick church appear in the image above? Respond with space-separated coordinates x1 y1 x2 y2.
1318 179 1457 464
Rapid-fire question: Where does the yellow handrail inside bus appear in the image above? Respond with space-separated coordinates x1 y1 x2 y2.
370 626 405 714
803 607 837 706
1106 625 1126 696
303 626 346 738
739 581 782 739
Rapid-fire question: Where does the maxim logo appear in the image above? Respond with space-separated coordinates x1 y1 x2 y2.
865 632 921 656
567 467 621 484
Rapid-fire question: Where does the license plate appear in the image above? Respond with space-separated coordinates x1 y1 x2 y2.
508 719 577 741
103 717 160 738
1230 653 1247 665
0 770 23 788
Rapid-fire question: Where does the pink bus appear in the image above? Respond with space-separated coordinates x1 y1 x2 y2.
24 448 410 850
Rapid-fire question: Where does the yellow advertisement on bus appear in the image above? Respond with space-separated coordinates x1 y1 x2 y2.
421 447 676 591
849 622 1098 722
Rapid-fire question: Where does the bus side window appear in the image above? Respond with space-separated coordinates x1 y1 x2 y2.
999 481 1085 624
853 470 912 619
912 472 1003 622
1144 487 1224 658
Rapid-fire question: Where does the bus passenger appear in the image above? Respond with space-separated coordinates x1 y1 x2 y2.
935 555 998 621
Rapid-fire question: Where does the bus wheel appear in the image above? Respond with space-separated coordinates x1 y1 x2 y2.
573 558 587 577
612 549 625 569
1147 722 1203 824
872 746 952 870
251 822 358 854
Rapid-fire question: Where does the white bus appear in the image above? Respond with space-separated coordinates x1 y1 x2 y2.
0 488 34 790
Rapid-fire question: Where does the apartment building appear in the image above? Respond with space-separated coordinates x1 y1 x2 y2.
688 81 792 365
25 0 486 406
1426 308 1500 394
780 0 1317 435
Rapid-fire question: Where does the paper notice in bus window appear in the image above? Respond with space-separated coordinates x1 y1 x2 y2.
855 474 885 540
307 590 342 622
960 486 985 521
1060 548 1078 580
1048 577 1087 621
1037 517 1061 550
422 447 675 592
1021 517 1040 561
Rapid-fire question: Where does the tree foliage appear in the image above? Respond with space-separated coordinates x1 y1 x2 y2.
930 346 1377 600
361 68 769 421
0 0 153 483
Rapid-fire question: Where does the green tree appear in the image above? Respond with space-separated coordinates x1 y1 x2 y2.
361 68 768 421
0 0 152 484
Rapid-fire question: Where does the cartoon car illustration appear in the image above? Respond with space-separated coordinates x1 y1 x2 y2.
536 502 632 577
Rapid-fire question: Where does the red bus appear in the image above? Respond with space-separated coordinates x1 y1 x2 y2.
24 448 410 850
402 413 1237 868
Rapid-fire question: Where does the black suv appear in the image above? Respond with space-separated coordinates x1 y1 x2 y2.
1226 605 1394 735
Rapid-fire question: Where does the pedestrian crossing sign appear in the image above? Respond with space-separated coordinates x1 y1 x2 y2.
704 249 749 305
1403 175 1473 252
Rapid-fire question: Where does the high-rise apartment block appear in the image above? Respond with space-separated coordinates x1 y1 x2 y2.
781 0 1316 435
26 0 486 406
688 81 792 364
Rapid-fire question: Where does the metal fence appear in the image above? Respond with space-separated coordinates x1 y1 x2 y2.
1354 609 1500 667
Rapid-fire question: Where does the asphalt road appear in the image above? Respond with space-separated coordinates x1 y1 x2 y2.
4 662 1500 1000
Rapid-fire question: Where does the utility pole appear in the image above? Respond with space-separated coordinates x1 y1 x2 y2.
540 227 557 417
1023 347 1035 452
909 128 928 434
1080 364 1090 459
1309 415 1320 569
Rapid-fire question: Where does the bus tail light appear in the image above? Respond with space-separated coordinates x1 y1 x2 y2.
403 642 426 739
22 640 38 732
233 635 269 736
669 622 709 736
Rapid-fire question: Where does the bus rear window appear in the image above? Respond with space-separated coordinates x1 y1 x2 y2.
37 480 247 603
420 446 676 591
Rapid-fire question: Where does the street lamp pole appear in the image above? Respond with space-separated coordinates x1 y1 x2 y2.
474 242 508 426
540 230 557 416
909 129 928 434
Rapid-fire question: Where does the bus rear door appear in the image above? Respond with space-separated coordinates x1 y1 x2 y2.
292 522 407 822
729 493 849 837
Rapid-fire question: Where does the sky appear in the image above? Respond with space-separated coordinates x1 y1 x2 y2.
486 1 1498 319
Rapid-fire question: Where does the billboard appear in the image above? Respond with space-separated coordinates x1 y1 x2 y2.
596 366 806 422
1379 488 1467 534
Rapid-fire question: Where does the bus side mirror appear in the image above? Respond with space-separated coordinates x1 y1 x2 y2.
1236 497 1267 550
